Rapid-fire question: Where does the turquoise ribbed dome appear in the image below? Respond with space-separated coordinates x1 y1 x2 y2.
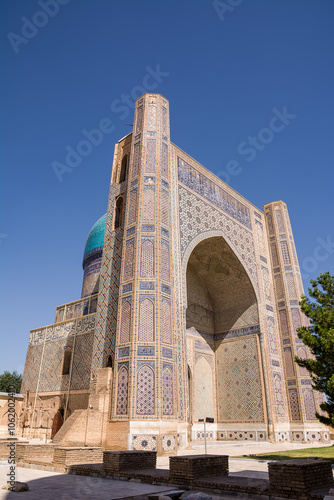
83 214 106 261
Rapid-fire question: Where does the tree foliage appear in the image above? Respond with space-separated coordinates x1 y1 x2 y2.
0 371 22 394
295 272 334 426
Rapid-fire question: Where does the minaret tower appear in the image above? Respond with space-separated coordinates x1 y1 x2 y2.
91 94 188 451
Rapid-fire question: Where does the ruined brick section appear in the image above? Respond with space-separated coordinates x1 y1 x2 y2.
52 447 103 466
169 454 228 485
103 450 156 473
0 442 55 461
269 459 334 498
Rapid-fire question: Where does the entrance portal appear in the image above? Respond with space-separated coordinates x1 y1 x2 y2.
186 237 265 429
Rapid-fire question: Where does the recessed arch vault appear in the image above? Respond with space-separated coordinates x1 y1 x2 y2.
184 233 265 426
184 234 259 335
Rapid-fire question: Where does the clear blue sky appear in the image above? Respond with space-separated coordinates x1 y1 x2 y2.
1 0 333 375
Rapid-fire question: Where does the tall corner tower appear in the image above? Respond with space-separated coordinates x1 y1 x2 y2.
91 94 188 451
263 201 328 441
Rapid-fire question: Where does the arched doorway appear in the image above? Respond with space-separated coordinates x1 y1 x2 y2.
185 236 264 431
51 409 64 439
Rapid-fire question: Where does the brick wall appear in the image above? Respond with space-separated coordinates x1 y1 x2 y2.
169 454 229 485
0 442 54 461
104 421 129 450
103 450 156 473
269 459 334 497
52 446 103 466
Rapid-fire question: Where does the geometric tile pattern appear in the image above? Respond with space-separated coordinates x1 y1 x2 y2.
303 388 317 420
266 316 279 355
178 157 252 229
132 142 140 178
288 388 301 421
220 431 257 441
128 189 137 225
21 345 43 393
161 298 172 344
266 211 274 234
22 331 94 393
116 366 128 415
161 434 176 451
162 106 167 134
120 299 131 344
132 434 157 451
270 243 279 267
179 186 259 294
292 431 304 441
135 106 143 134
160 189 169 226
280 241 291 264
138 297 154 342
276 431 290 442
70 332 94 390
140 238 154 278
274 274 284 300
261 266 271 302
272 372 286 421
160 241 170 282
216 336 264 422
291 308 301 335
162 365 173 415
123 239 134 281
160 142 168 178
148 104 156 130
91 183 124 374
143 187 155 220
196 431 214 440
275 209 285 233
278 309 290 337
145 140 156 174
306 431 321 442
285 272 297 299
136 364 155 415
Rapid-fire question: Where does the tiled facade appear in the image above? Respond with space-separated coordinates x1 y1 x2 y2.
20 93 329 448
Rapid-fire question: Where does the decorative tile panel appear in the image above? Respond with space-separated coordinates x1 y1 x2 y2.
145 140 156 173
140 238 154 278
143 186 155 220
120 298 131 344
162 365 173 415
138 297 154 342
136 364 155 415
161 298 172 344
116 366 128 415
178 157 251 229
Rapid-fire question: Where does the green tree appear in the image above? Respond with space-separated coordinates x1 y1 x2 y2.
295 272 334 426
0 371 22 394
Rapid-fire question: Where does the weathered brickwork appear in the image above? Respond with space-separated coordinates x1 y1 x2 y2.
103 450 156 473
20 93 328 449
269 459 334 497
53 447 103 466
169 455 228 485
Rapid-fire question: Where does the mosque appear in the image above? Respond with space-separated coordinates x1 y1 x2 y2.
20 94 329 452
